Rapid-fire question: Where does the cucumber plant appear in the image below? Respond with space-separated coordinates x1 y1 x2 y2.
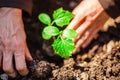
38 7 77 59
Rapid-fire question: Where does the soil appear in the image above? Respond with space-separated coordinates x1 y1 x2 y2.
0 0 120 80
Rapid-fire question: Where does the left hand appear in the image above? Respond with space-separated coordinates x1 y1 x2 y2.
0 7 33 77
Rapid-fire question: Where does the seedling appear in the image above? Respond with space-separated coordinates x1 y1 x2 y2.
38 7 77 59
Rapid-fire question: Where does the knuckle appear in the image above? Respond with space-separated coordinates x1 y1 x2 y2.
14 40 25 49
3 39 11 47
14 43 25 52
3 40 13 51
15 41 22 47
14 44 24 51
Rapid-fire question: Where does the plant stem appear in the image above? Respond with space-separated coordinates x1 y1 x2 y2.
56 31 63 39
50 20 55 26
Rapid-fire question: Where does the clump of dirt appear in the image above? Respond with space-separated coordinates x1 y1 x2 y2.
35 61 52 78
51 58 81 80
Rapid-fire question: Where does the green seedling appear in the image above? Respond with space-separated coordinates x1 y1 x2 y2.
38 7 77 59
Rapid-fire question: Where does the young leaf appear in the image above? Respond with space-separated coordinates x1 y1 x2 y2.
52 38 75 58
42 31 51 40
38 13 51 25
42 26 60 37
63 29 77 38
53 8 74 27
53 8 64 20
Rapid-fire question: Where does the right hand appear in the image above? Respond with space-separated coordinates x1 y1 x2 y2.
67 0 110 54
0 7 33 77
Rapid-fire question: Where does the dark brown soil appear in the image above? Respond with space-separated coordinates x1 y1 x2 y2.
0 0 120 80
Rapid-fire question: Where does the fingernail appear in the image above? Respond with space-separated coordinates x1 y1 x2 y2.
8 71 17 78
19 69 29 76
29 56 33 61
73 49 80 54
82 44 87 48
72 50 77 54
27 56 33 61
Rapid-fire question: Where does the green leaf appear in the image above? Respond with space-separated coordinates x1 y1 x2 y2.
38 13 51 25
43 26 60 37
53 8 64 20
42 26 60 40
52 38 75 58
53 7 74 27
63 29 77 38
42 31 51 40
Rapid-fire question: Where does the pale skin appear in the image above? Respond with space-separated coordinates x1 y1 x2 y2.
67 0 110 54
0 7 33 77
0 0 110 78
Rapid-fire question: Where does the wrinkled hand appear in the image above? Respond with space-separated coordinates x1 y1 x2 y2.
67 0 110 54
0 7 33 77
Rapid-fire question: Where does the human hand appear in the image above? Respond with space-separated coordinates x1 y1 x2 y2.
0 7 33 77
67 0 110 54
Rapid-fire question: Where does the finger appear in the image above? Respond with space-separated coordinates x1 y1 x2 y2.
25 46 33 61
82 25 103 48
75 10 109 42
81 12 109 48
73 34 89 54
67 12 85 30
14 49 29 76
74 10 105 42
75 21 100 50
3 48 16 77
74 19 93 42
73 20 98 54
72 38 83 54
67 0 88 30
72 21 96 54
